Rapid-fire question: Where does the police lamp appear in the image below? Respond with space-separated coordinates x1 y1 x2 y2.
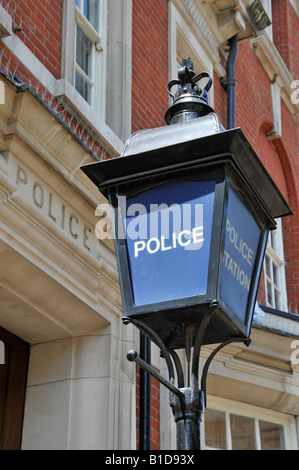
81 73 291 351
81 60 292 450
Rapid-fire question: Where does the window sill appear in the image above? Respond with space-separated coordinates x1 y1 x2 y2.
55 78 124 158
0 4 12 39
251 32 299 116
253 304 299 339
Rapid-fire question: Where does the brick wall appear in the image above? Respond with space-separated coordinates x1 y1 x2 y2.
132 0 169 132
1 0 63 79
136 365 160 450
272 0 299 79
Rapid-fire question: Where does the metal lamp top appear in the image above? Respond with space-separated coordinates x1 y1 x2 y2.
165 58 215 125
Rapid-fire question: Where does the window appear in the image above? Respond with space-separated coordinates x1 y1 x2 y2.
204 398 296 450
75 0 106 114
60 0 131 144
205 410 284 450
264 219 288 311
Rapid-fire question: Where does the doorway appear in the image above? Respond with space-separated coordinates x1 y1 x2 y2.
0 327 29 450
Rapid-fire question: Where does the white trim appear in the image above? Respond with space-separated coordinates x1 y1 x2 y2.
74 2 107 119
168 2 216 107
55 78 124 156
251 32 299 116
253 311 299 340
75 63 94 88
0 4 12 38
170 0 225 79
260 0 273 40
264 219 288 312
2 33 57 94
205 396 298 450
290 0 299 18
76 7 102 44
105 0 132 141
267 79 282 139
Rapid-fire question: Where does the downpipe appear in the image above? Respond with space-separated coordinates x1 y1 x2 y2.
221 34 238 129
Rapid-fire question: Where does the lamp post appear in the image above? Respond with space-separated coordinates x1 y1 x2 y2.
81 59 292 450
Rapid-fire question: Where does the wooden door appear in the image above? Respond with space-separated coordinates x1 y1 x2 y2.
0 327 29 450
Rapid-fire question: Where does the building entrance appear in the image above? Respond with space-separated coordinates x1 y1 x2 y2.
0 327 29 450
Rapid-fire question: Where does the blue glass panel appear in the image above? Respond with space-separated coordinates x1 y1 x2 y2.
121 180 216 306
220 187 261 323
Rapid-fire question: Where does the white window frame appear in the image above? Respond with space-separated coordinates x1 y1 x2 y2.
290 0 299 18
260 0 273 41
203 396 298 450
264 218 288 312
75 0 107 118
169 2 215 108
59 0 132 147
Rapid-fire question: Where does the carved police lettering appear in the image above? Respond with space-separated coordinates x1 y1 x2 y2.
48 193 56 222
16 165 27 186
14 164 96 256
33 181 44 208
133 226 204 258
83 226 91 251
61 204 66 230
69 213 79 240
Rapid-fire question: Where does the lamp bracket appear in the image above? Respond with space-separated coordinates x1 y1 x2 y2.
126 300 251 450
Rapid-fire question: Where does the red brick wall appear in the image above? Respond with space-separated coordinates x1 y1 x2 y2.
1 0 63 79
136 365 160 450
272 0 299 79
131 0 169 132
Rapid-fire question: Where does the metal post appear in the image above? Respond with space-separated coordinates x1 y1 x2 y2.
139 333 151 450
127 333 250 451
127 302 219 450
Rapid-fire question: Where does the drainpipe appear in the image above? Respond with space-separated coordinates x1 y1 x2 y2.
221 34 238 129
